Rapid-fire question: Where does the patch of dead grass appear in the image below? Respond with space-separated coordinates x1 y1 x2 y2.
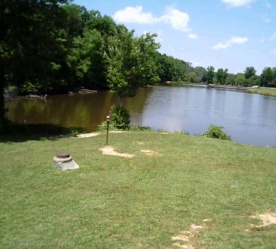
140 149 159 156
172 219 211 249
250 213 276 228
76 132 99 138
99 146 134 158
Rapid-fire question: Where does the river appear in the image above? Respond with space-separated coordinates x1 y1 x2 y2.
6 86 276 146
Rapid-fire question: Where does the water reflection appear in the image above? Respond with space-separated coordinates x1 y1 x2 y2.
7 92 119 130
6 86 276 146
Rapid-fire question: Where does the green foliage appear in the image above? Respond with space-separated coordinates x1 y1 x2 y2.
260 67 276 87
203 125 231 140
216 68 228 85
235 73 246 86
206 66 215 84
18 81 41 95
187 72 197 83
110 105 131 129
194 66 207 83
154 53 191 83
67 29 106 89
105 30 160 99
129 125 153 131
97 105 131 131
5 85 18 96
97 121 118 131
225 74 236 85
244 66 256 79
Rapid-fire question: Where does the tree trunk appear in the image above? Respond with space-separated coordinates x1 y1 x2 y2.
119 97 124 108
0 69 6 130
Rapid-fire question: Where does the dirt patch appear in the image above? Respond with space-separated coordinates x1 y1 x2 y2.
99 146 134 158
140 149 159 156
109 131 128 134
250 213 276 227
137 141 152 145
138 141 145 145
76 132 99 138
172 220 210 249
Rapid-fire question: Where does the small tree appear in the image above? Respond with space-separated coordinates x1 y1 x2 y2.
110 105 131 129
105 28 160 106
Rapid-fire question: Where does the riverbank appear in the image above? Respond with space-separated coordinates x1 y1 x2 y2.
207 84 248 91
1 131 275 248
248 87 276 97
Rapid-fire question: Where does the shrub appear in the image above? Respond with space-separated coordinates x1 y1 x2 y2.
110 105 131 129
129 125 153 131
98 122 118 131
18 81 41 95
5 85 18 96
98 105 131 131
203 125 231 140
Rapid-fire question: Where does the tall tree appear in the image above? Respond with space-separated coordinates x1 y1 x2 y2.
0 0 68 129
271 67 276 87
244 66 256 79
62 4 89 40
194 67 207 83
260 67 273 87
216 68 228 85
105 28 160 106
67 29 106 89
206 66 215 84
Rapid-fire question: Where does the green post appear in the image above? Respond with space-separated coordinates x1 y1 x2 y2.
106 115 110 145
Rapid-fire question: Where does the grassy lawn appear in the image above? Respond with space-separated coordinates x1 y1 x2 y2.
1 131 276 248
248 87 276 97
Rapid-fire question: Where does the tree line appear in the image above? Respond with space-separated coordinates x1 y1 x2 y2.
0 0 275 129
204 66 276 87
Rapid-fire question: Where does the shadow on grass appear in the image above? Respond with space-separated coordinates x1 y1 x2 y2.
0 123 90 143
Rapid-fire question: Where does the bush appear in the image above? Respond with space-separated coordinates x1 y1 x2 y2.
5 85 18 96
98 122 118 131
98 105 131 131
203 125 231 140
18 81 40 95
110 105 131 129
129 125 153 131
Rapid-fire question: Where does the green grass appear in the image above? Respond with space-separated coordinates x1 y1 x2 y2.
1 131 276 248
248 87 276 97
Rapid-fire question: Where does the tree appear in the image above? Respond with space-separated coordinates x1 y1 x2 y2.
105 28 160 106
67 29 106 89
271 67 276 87
235 73 246 86
154 53 191 82
260 67 273 87
244 66 256 79
187 72 197 83
206 66 215 84
194 67 207 83
225 74 236 85
216 68 228 85
62 4 89 40
154 53 174 82
0 0 68 129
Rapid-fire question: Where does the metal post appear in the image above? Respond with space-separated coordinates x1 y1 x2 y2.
106 115 110 145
